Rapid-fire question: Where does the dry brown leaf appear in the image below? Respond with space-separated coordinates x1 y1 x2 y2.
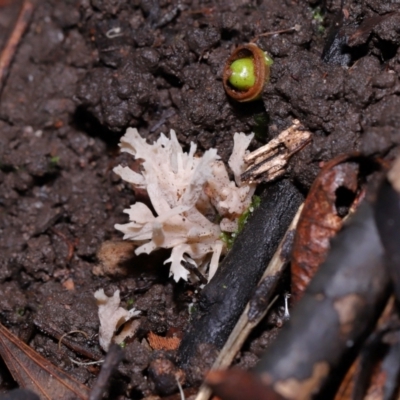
291 154 362 302
0 323 90 399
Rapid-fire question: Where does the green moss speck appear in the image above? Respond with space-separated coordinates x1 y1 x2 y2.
220 195 261 249
48 155 61 171
263 53 274 66
126 298 135 309
311 7 325 33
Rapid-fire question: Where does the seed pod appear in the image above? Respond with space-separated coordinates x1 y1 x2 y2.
223 43 273 102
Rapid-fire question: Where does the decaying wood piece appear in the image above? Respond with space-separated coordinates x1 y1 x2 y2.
178 180 303 373
195 204 303 400
0 323 90 400
291 155 362 302
241 120 312 183
251 201 389 400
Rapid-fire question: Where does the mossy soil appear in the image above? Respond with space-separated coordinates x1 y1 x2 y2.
0 0 400 398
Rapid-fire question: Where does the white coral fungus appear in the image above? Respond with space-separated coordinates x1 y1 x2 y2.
94 289 141 351
114 128 256 282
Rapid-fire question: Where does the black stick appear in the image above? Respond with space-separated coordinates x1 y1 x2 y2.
89 344 124 400
178 180 303 371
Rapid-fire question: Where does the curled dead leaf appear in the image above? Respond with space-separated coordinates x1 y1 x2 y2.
291 154 364 301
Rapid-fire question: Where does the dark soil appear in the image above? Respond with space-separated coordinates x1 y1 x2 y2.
0 0 400 398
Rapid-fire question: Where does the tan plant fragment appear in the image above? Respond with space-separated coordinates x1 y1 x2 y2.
241 119 312 183
94 289 141 351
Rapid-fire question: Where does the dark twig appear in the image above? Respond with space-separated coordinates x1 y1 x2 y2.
179 180 303 370
89 344 124 400
182 260 208 285
195 204 303 400
33 320 103 361
251 25 301 43
0 0 33 94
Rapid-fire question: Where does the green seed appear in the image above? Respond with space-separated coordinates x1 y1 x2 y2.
228 53 273 91
223 44 274 101
229 58 255 91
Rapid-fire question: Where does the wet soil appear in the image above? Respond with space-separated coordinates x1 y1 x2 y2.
0 0 400 398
